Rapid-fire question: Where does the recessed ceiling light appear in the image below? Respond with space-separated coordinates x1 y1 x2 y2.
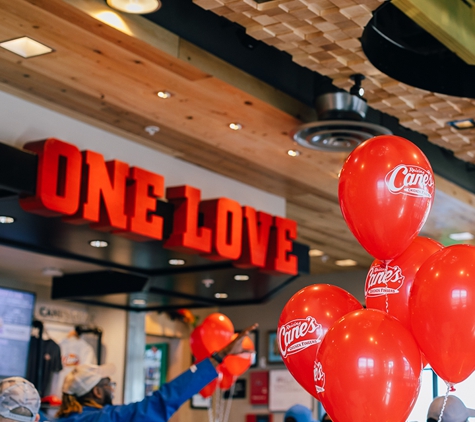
234 275 249 281
335 259 358 267
447 118 475 130
449 232 474 241
0 216 15 224
106 0 161 14
89 240 109 248
229 123 242 130
215 293 228 299
0 37 53 58
42 267 64 277
287 149 301 157
169 258 186 266
309 249 324 257
157 91 172 99
132 298 147 306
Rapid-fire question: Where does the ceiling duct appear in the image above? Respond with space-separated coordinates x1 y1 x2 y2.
291 79 392 152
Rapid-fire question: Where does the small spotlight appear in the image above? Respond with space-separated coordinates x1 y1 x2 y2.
447 119 475 130
89 240 109 248
335 259 358 267
234 275 249 281
287 149 301 157
157 91 172 99
309 249 324 257
449 232 474 241
229 123 242 130
215 293 228 299
0 216 15 224
169 258 186 266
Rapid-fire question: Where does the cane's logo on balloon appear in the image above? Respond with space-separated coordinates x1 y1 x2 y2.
365 265 405 297
385 164 434 198
314 361 325 393
278 317 323 358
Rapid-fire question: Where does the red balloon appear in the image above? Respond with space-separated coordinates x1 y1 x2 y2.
200 313 234 354
219 366 237 391
223 334 254 376
199 378 218 398
410 244 475 384
315 309 422 422
190 324 209 361
278 284 362 398
338 135 435 261
365 236 442 331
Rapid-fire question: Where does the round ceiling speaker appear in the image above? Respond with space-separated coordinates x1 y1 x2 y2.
291 120 392 152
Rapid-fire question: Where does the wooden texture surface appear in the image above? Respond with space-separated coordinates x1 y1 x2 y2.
0 0 474 275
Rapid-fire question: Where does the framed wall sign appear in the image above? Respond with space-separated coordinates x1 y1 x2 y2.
191 393 212 409
144 343 168 397
269 369 313 412
267 331 283 363
237 328 259 368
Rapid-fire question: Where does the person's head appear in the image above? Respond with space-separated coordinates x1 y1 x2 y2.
427 395 475 422
284 404 316 422
0 377 40 422
56 363 115 418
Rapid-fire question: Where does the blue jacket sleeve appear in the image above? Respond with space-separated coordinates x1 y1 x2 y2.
61 358 218 422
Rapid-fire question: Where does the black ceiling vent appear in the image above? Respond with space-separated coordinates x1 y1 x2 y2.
361 2 475 99
290 85 391 153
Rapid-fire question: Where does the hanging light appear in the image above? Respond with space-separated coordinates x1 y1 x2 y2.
106 0 161 14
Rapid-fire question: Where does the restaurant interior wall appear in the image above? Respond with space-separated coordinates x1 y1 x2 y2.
0 274 127 405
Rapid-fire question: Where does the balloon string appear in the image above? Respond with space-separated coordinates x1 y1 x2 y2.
383 261 389 314
438 383 451 422
223 377 237 422
208 397 213 422
215 386 222 422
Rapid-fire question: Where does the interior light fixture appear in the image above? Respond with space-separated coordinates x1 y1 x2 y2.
309 249 324 257
215 293 228 299
106 0 161 14
0 216 15 224
449 232 474 241
168 258 185 266
0 37 53 58
287 149 301 157
229 123 242 130
132 298 147 306
335 259 358 267
447 118 475 130
234 275 249 281
89 240 109 248
157 91 172 99
42 267 64 277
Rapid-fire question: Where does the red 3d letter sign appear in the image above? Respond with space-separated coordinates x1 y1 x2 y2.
19 138 298 275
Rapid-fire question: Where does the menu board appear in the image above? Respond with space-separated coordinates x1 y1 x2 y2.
0 287 35 377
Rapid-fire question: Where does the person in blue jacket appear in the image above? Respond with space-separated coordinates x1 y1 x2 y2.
55 323 258 422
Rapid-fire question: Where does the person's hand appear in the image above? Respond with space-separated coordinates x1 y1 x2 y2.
210 323 258 366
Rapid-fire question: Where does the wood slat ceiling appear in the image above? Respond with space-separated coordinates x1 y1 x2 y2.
0 0 474 277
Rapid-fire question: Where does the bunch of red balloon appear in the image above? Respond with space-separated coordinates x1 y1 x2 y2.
278 136 475 422
190 313 255 398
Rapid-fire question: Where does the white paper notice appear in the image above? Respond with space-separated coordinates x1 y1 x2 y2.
269 369 313 412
